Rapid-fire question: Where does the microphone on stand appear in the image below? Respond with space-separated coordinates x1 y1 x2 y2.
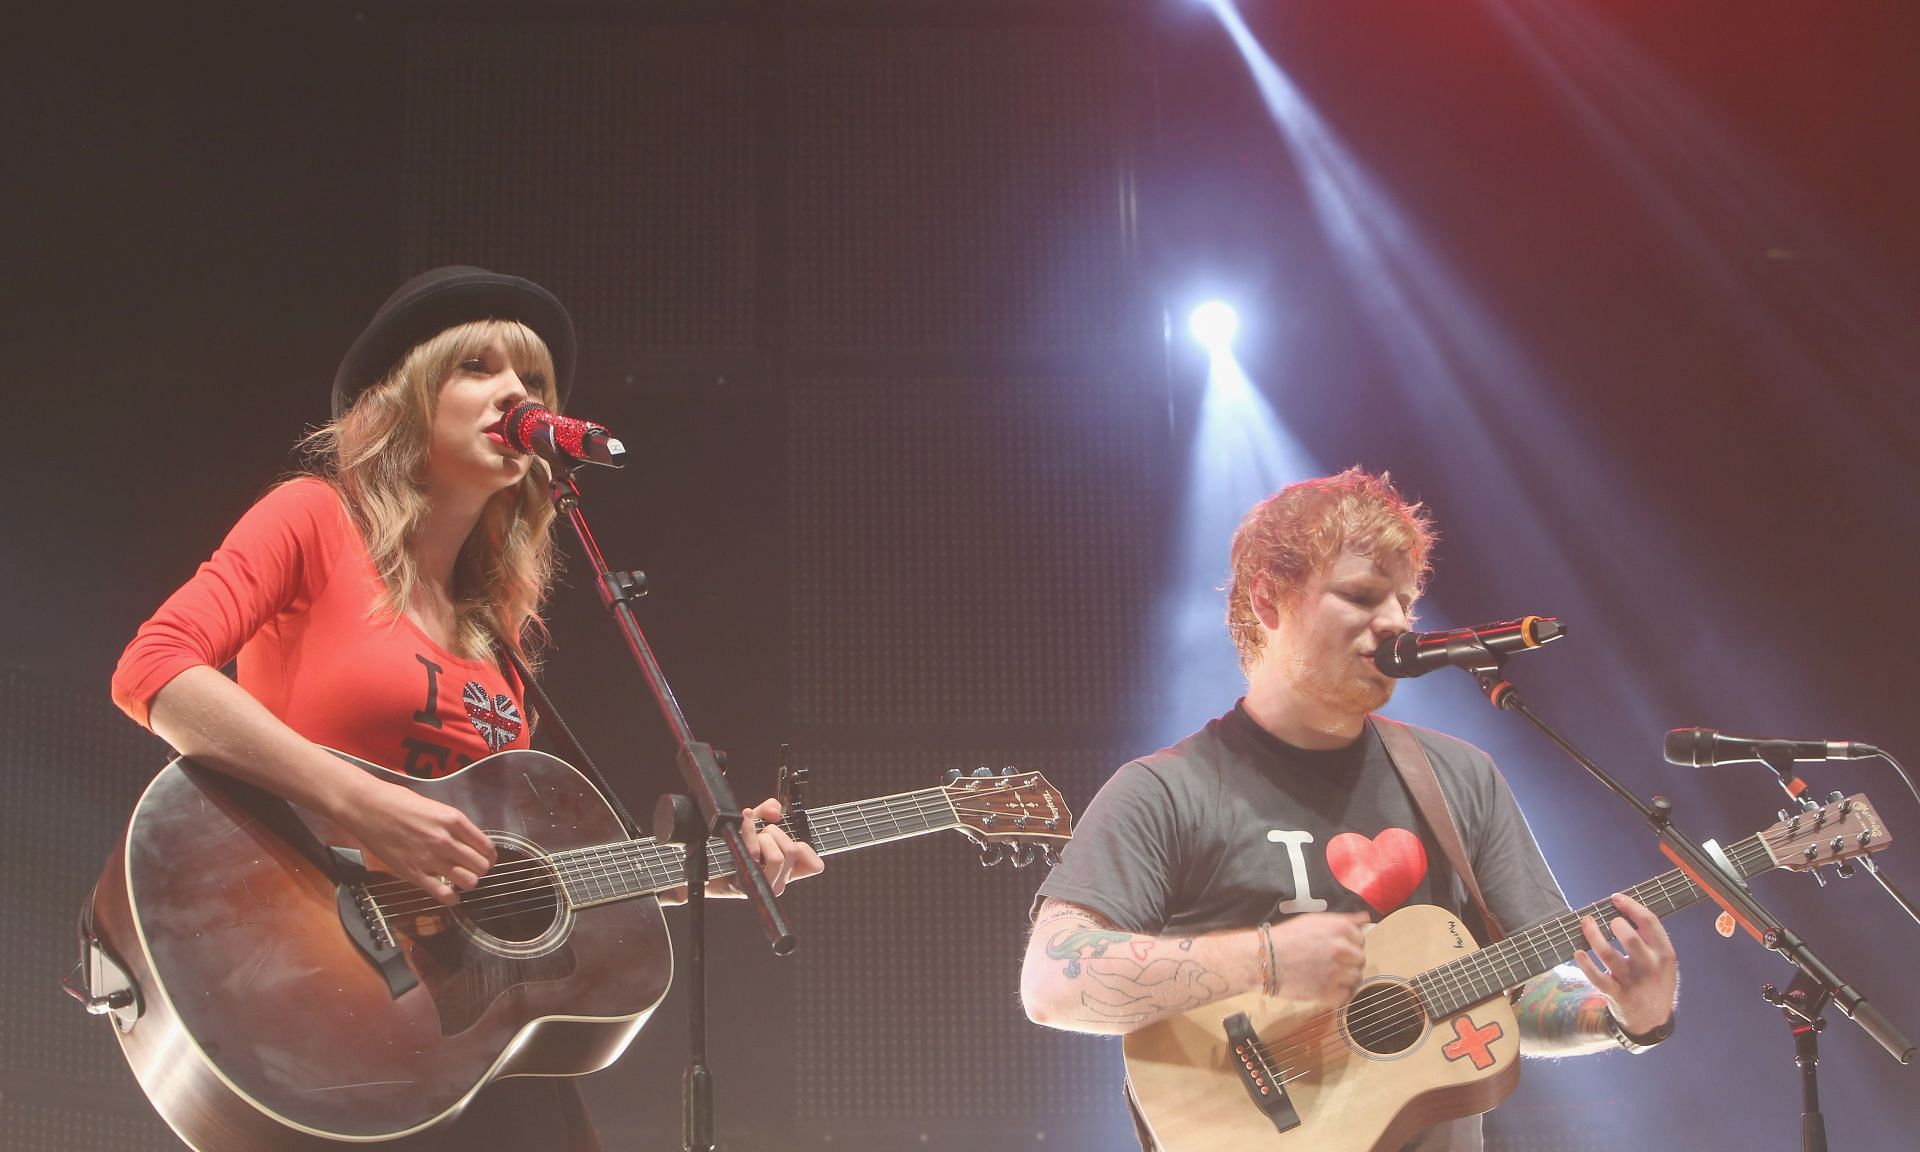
1662 729 1881 768
1372 616 1565 679
502 402 625 468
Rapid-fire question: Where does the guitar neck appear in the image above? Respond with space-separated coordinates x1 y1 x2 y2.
1415 829 1774 1020
542 788 961 906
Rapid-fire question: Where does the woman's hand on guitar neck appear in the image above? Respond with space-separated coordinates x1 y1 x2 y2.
656 797 826 904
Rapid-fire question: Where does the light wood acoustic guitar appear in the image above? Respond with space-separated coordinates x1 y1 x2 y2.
1122 794 1890 1151
77 749 1072 1150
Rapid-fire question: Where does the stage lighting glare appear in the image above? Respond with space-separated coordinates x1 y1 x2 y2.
1189 301 1239 351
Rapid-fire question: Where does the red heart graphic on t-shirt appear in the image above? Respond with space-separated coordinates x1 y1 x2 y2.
1326 828 1428 914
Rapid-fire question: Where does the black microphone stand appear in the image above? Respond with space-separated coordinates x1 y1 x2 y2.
545 462 795 1152
1763 970 1833 1152
1448 654 1913 1146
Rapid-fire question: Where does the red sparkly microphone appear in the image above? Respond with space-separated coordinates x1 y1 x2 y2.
501 402 625 468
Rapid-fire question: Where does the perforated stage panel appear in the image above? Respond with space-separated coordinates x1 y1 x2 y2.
790 380 1164 734
399 14 761 372
787 21 1147 359
0 668 182 1149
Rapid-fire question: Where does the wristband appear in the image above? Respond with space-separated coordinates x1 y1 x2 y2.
1607 1007 1674 1054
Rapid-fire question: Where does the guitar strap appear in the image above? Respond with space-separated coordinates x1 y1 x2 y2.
496 640 644 840
1371 715 1505 944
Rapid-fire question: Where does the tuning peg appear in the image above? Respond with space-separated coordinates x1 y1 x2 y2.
944 768 962 785
977 843 1007 868
1828 791 1845 805
1043 846 1062 868
1836 861 1856 879
1010 844 1039 868
1001 765 1018 776
972 767 993 778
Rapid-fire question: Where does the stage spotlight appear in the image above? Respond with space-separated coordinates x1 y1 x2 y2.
1189 301 1240 352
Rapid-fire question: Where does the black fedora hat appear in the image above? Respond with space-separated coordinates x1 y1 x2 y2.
332 266 577 418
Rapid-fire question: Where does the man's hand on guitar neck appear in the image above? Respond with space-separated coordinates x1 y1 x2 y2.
1574 891 1679 1038
1515 891 1679 1056
1019 898 1370 1035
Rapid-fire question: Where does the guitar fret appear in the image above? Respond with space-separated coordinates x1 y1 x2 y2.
1420 833 1772 1020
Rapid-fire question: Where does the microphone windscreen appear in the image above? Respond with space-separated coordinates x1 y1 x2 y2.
1662 728 1707 767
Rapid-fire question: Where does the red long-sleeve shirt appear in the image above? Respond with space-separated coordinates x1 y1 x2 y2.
112 476 529 776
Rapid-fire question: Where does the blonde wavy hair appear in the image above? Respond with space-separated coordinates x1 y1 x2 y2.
301 318 560 670
1226 467 1435 673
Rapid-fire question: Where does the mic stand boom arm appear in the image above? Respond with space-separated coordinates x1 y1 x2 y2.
548 468 793 954
547 467 794 1152
1464 664 1914 1066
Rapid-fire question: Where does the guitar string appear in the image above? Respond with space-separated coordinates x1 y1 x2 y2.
1255 874 1704 1085
371 814 1799 943
357 786 1058 921
1265 870 1702 1077
1260 851 1729 1068
352 781 1039 900
356 790 1044 915
1262 818 1857 1064
1248 849 1749 1079
355 784 968 898
369 816 1068 927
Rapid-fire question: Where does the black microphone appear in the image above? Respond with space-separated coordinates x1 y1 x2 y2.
501 402 625 468
1372 616 1565 679
1662 728 1880 768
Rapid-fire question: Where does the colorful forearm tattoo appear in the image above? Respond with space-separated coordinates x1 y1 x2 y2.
1041 913 1229 1025
1512 969 1612 1052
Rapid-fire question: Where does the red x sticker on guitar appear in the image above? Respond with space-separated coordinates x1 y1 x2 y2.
1441 1014 1504 1070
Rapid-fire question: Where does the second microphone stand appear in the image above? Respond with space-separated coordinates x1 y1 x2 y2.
1452 655 1912 1151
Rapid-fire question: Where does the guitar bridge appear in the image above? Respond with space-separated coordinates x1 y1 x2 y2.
1223 1011 1301 1134
331 847 418 1000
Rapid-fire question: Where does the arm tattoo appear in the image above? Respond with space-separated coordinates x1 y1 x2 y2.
1042 916 1229 1024
1045 925 1129 978
1513 968 1612 1053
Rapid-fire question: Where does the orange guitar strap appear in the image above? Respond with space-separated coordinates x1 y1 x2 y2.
1372 716 1506 944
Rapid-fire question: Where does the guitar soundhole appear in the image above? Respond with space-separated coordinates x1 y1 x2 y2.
464 844 561 945
1344 979 1425 1056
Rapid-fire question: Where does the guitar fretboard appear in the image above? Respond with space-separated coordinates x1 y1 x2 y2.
545 787 961 907
1412 830 1773 1020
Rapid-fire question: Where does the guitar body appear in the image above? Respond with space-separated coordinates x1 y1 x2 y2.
1125 904 1520 1152
89 749 673 1151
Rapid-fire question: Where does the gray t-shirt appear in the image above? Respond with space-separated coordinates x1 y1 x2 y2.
1036 704 1570 1152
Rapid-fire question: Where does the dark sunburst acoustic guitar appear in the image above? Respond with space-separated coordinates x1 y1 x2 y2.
76 748 1072 1150
1122 794 1890 1152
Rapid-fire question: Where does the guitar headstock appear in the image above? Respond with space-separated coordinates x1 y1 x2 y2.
1762 793 1892 872
943 767 1075 868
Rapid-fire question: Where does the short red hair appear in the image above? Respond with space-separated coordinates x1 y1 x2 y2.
1226 468 1435 671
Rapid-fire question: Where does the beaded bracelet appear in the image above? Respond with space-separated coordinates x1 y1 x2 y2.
1256 921 1279 997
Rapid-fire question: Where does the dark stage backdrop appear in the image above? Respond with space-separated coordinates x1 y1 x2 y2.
8 2 1919 1151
